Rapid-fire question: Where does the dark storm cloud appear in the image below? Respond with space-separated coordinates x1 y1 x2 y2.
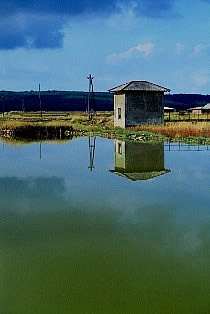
2 0 175 16
0 14 65 49
1 0 118 15
0 0 176 50
139 0 174 18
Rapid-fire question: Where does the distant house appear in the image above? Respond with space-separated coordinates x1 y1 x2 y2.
188 106 203 114
110 140 170 181
108 81 170 128
188 104 210 114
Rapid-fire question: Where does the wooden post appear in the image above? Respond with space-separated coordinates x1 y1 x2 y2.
2 96 4 118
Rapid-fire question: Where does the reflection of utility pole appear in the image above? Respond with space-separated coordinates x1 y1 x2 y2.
87 74 95 120
39 83 42 118
39 142 42 160
88 136 96 171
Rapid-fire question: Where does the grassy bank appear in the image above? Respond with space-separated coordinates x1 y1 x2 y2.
1 111 210 144
130 122 210 144
0 112 166 143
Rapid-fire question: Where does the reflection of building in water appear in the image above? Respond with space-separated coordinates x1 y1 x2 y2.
110 140 170 180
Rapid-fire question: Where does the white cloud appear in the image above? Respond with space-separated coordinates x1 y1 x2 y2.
193 43 209 56
175 42 184 55
107 42 154 63
136 42 154 56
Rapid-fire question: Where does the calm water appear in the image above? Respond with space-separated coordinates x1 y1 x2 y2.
0 137 210 313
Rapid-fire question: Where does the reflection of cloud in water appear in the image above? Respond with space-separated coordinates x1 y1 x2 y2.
1 176 210 313
0 176 67 212
0 176 205 259
0 139 209 258
1 138 210 312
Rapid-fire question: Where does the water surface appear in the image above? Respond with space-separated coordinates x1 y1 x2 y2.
0 137 210 313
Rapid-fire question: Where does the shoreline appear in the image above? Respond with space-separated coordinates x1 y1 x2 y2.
0 111 210 145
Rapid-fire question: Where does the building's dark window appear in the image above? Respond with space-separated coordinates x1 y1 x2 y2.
118 108 121 119
118 143 122 154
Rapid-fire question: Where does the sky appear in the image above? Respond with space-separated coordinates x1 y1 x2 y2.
0 0 210 93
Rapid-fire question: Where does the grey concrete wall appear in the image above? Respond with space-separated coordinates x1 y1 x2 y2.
114 94 126 128
125 91 164 126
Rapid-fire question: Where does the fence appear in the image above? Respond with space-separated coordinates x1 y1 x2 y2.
164 112 210 122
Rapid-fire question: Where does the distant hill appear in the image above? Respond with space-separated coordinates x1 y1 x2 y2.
0 91 113 112
0 90 209 112
165 94 210 110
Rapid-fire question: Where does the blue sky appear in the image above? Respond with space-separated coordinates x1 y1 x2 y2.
0 0 210 93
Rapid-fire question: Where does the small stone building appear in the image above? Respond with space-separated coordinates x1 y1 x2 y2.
110 140 170 181
109 81 170 127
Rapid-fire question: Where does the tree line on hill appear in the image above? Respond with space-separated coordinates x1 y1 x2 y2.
0 90 209 112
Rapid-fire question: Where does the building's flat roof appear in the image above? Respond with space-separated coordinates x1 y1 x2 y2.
109 81 171 93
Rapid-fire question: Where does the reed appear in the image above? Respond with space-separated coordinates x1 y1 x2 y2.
130 122 210 138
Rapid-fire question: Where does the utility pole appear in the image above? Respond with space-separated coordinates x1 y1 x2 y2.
1 96 4 118
87 74 95 120
39 83 42 118
22 93 25 112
